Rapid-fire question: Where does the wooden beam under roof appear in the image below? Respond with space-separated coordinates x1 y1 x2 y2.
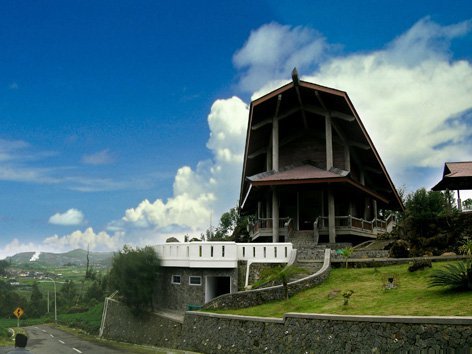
251 106 300 130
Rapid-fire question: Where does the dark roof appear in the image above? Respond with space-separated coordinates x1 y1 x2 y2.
248 163 348 185
239 78 404 211
246 162 389 203
432 162 472 191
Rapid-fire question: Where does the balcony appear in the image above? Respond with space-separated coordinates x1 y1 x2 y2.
249 215 395 241
249 217 294 241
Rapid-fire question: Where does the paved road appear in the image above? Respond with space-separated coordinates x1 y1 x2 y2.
0 325 126 354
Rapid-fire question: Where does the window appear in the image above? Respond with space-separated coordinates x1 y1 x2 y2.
189 276 202 286
172 275 181 284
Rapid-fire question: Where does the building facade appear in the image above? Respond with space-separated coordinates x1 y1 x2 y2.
240 71 403 244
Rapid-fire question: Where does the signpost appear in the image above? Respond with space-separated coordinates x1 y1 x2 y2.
13 307 24 327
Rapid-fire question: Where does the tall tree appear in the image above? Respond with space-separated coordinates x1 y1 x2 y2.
29 282 45 317
108 245 160 313
59 280 78 309
209 207 250 242
0 260 9 276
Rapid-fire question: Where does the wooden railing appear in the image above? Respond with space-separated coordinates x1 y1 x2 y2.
250 217 292 240
319 215 391 234
250 215 394 240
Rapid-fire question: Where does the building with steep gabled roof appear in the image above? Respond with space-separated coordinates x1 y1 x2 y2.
432 161 472 211
239 70 403 244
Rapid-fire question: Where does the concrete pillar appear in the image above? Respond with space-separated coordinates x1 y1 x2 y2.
328 191 336 243
344 145 350 171
373 200 378 220
360 170 365 186
272 114 279 172
272 188 279 242
266 143 272 171
457 190 462 211
326 115 335 243
325 114 333 170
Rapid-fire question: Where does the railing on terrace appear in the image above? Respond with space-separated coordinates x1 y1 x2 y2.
318 215 390 234
154 242 293 269
250 217 292 240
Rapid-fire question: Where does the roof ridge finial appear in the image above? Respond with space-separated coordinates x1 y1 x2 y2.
291 67 299 85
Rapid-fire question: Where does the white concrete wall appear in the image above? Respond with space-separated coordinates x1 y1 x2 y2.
154 242 293 269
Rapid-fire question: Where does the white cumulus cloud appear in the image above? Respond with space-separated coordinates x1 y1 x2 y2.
123 97 248 235
250 19 472 191
43 227 123 252
49 209 85 226
123 18 472 240
234 23 329 92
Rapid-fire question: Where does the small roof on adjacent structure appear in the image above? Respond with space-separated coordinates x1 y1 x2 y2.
432 162 472 191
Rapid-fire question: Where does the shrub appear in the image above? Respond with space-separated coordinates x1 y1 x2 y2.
428 261 472 291
389 240 410 258
408 259 432 272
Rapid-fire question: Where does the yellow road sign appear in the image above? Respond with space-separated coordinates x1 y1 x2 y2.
13 307 24 319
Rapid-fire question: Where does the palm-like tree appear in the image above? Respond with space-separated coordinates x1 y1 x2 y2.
255 265 307 300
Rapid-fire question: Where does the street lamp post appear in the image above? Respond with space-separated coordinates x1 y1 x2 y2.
46 277 57 323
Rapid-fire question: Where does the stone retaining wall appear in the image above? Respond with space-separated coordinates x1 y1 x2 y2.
182 312 472 353
100 298 182 348
100 301 472 353
202 249 331 310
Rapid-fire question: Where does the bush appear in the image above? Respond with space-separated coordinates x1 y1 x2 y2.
389 240 410 258
408 259 432 272
429 261 472 291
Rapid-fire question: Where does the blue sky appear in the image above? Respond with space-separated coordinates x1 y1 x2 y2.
1 1 471 258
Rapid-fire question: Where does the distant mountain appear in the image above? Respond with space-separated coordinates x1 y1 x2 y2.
5 249 114 268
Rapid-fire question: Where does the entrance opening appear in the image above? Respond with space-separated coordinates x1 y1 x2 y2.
205 276 231 303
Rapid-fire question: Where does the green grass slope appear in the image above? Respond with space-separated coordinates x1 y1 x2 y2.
212 262 472 317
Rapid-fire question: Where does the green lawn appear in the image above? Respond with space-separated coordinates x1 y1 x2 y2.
211 261 472 317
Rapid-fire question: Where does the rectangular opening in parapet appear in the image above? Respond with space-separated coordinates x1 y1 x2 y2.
205 276 231 303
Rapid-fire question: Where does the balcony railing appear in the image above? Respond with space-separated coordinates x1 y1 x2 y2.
318 215 394 236
250 215 395 241
154 242 293 268
249 217 293 241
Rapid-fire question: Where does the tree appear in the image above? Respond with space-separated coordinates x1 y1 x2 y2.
255 265 307 300
338 247 354 268
0 260 9 276
59 280 78 309
208 207 250 242
108 245 160 313
463 198 472 211
29 282 45 317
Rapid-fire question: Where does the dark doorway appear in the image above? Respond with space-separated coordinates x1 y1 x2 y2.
205 276 231 303
299 190 322 230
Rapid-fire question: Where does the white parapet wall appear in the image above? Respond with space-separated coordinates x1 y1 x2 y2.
154 242 293 269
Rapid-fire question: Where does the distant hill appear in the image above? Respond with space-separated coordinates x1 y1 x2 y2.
5 249 114 268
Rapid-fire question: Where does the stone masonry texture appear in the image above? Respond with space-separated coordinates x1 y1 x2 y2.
101 301 472 353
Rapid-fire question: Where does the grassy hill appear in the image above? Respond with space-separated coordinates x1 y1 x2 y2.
5 249 113 268
210 261 472 317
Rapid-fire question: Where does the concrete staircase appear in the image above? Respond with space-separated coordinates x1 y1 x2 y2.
288 230 326 281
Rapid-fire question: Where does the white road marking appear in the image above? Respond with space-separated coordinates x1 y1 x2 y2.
73 348 82 353
59 340 65 344
42 329 47 333
50 334 54 338
34 326 39 329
